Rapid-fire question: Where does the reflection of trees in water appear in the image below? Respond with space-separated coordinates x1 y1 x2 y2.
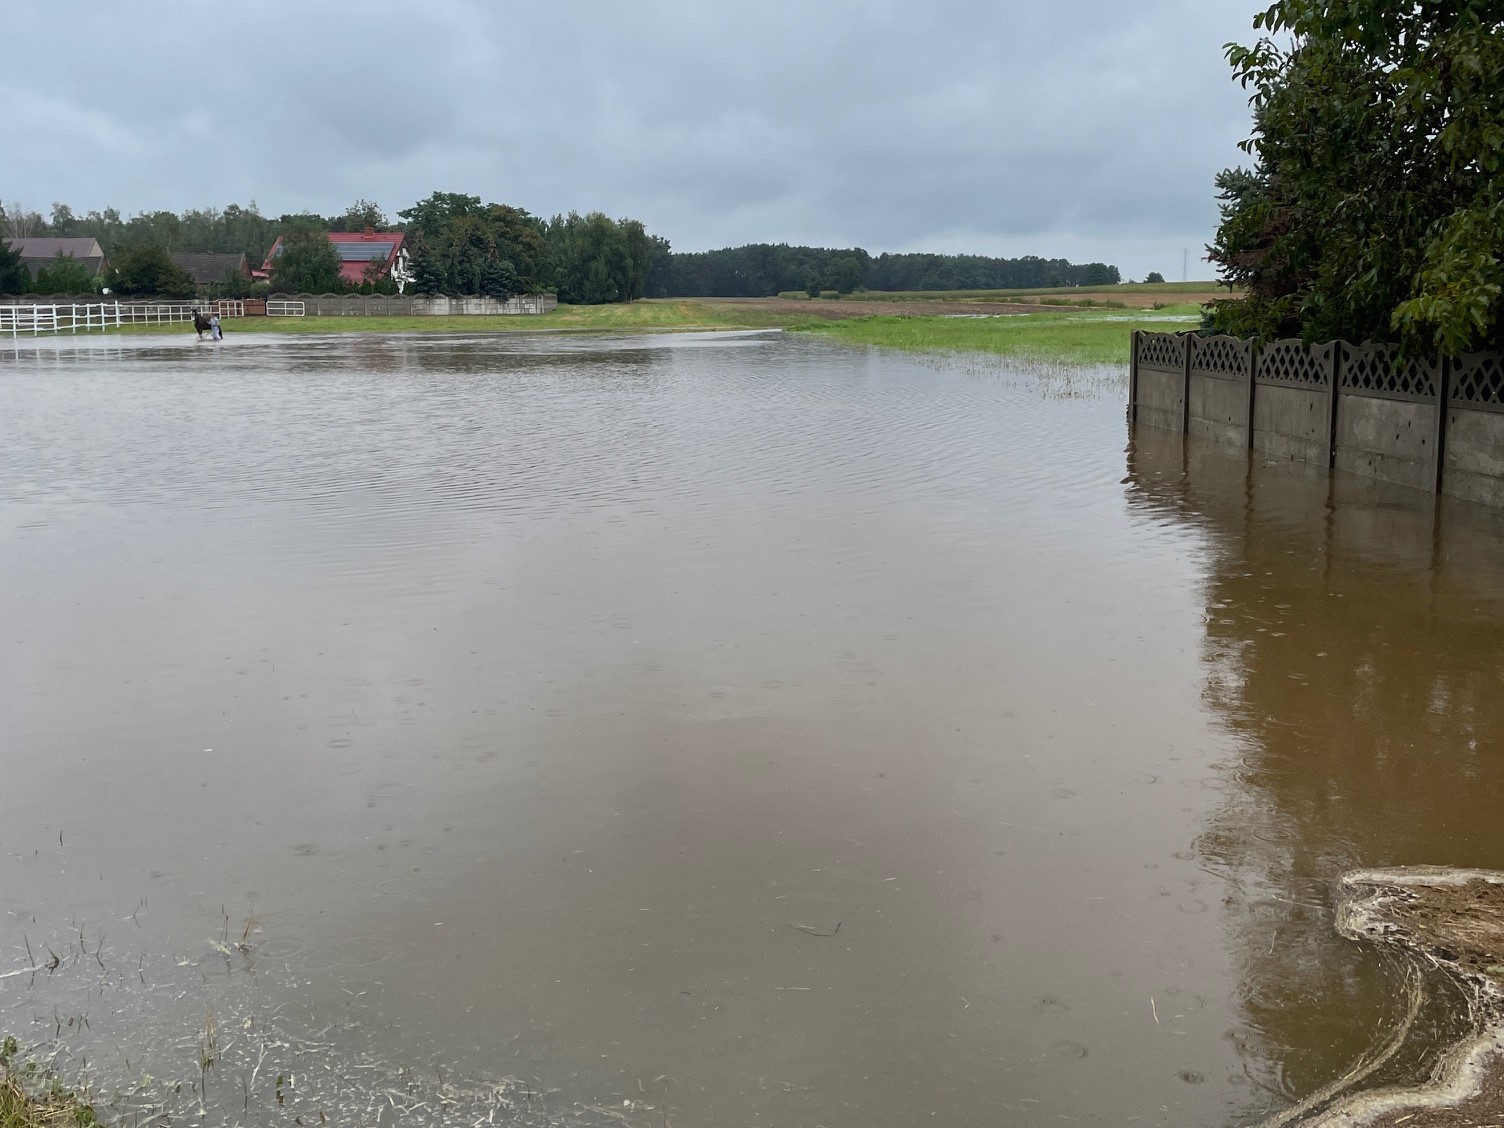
1125 430 1504 1107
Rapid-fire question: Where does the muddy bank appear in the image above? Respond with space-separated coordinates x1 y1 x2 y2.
1266 868 1504 1127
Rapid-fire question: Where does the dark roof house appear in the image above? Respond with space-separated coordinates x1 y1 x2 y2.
171 252 252 290
9 237 108 278
257 230 410 287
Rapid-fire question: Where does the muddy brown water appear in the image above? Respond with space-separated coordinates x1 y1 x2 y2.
2 330 1503 1126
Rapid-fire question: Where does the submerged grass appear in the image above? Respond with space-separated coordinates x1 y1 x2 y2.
99 297 1201 365
790 304 1203 365
106 299 798 337
0 1041 99 1128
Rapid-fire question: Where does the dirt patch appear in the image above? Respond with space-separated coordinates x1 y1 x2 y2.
1023 289 1229 309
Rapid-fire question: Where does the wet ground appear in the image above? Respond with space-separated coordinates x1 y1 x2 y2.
2 330 1503 1126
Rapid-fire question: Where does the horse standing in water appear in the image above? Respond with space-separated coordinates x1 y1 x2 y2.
192 311 211 340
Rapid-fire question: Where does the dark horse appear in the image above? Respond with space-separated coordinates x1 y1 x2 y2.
192 311 211 339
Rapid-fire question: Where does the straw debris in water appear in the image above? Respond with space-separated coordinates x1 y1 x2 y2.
1265 867 1504 1128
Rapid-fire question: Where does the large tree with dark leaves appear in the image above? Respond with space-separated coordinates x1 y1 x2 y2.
105 243 196 298
545 212 652 304
1207 1 1504 351
269 228 343 293
0 239 30 295
398 193 548 298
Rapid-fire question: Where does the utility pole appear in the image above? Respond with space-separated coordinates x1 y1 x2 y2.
1182 248 1189 282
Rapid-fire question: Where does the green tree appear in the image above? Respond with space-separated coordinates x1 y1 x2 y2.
0 238 30 294
826 255 864 294
397 192 483 242
545 212 652 304
211 266 258 299
48 202 80 236
33 252 100 295
644 234 673 298
270 229 343 292
104 243 196 298
334 199 389 233
1207 1 1504 351
405 233 447 294
1145 271 1166 284
399 193 547 297
123 210 184 253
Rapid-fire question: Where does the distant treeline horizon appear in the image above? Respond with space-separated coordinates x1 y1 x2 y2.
0 198 1120 299
657 244 1119 297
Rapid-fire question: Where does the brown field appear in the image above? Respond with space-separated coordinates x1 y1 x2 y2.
692 296 1074 321
1038 288 1228 308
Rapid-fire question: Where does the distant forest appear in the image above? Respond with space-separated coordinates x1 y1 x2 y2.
655 245 1120 297
0 198 1120 300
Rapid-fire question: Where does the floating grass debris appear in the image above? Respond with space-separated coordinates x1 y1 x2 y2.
1261 867 1504 1128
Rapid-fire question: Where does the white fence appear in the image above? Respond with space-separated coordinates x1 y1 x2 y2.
111 300 245 324
0 299 248 338
266 300 305 317
1 303 120 338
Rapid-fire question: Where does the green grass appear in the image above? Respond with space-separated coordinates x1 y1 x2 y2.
106 300 800 337
0 1041 99 1128
99 297 1201 365
791 305 1203 365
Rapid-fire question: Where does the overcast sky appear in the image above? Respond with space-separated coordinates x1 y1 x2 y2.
7 1 1257 281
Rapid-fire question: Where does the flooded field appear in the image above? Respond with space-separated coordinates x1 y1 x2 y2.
2 330 1503 1127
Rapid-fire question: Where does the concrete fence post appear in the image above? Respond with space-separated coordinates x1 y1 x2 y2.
1326 343 1342 468
1181 333 1193 435
1433 356 1451 495
1245 340 1259 449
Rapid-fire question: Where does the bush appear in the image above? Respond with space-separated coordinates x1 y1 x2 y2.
1209 2 1504 350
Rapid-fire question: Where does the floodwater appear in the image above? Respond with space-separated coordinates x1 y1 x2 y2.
1 330 1502 1127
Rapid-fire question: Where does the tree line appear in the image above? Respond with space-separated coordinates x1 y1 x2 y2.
1 194 1122 302
654 245 1119 298
0 195 659 302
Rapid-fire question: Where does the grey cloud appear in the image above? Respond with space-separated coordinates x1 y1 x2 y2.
5 0 1258 279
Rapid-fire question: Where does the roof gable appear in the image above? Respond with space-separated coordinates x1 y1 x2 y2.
170 252 251 284
9 237 106 260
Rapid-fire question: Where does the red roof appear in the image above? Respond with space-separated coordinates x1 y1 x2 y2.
325 232 405 248
258 230 407 284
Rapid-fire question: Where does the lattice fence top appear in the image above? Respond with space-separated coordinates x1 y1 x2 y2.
1257 340 1334 387
1190 335 1252 380
1340 343 1439 401
1136 331 1185 371
1452 352 1504 411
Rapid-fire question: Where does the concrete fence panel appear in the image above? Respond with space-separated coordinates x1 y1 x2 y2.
1445 352 1504 507
1334 343 1440 493
1251 340 1334 466
1187 335 1253 447
268 292 558 316
1131 331 1188 433
1129 332 1504 508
